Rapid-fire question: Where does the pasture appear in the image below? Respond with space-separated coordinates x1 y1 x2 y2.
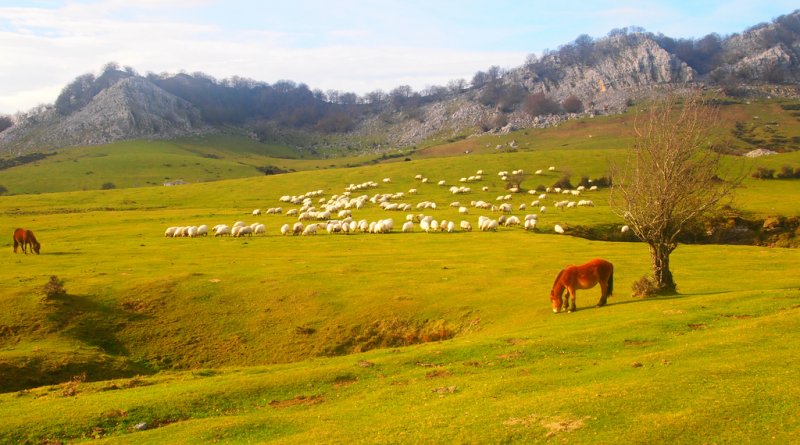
1 129 800 442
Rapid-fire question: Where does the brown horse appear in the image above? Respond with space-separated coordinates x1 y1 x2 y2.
13 228 40 255
550 258 613 313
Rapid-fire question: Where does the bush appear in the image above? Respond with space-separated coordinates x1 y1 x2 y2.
775 165 800 179
561 95 584 113
101 182 116 190
524 92 561 117
551 175 574 190
631 275 659 298
751 167 775 179
43 275 66 299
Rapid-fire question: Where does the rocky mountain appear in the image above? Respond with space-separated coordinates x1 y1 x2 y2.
1 10 798 156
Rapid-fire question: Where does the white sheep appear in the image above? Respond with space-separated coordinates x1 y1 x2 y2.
253 223 266 235
621 225 630 233
165 227 177 237
292 222 304 235
402 221 414 232
460 220 472 232
446 221 455 232
302 224 318 235
214 225 231 236
196 225 208 237
524 219 537 231
252 209 261 216
458 206 469 215
235 225 253 237
504 216 521 226
280 223 291 236
554 224 565 234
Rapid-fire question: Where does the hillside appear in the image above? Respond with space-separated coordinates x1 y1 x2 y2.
1 10 799 156
0 146 799 443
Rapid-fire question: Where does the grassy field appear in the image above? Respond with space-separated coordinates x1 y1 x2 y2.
0 102 799 443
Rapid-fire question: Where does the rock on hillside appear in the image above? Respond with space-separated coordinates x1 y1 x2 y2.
0 77 206 155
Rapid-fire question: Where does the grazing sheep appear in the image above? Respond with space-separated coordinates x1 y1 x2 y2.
280 223 291 236
302 224 318 235
498 203 512 213
524 219 537 231
235 225 253 237
621 225 630 233
482 186 489 192
577 200 595 207
504 216 521 226
292 222 304 236
554 224 565 234
535 169 543 175
458 206 469 215
252 209 261 216
253 223 266 235
548 166 556 171
214 225 231 236
196 225 209 237
446 221 455 232
519 203 526 210
460 220 472 231
402 221 414 232
165 227 178 237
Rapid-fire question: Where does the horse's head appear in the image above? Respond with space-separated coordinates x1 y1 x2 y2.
550 291 563 313
32 241 40 254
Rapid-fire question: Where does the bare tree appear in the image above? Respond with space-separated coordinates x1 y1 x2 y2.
610 93 743 293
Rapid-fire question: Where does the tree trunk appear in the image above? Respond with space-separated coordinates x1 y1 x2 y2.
649 242 677 293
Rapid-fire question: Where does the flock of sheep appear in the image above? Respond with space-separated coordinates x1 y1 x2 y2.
164 165 612 240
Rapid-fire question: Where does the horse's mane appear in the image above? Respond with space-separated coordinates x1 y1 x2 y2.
550 268 565 294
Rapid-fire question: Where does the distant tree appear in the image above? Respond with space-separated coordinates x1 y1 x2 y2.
524 92 561 116
447 78 466 93
101 61 120 73
471 70 488 88
55 73 97 114
561 95 584 113
610 93 744 293
0 115 12 132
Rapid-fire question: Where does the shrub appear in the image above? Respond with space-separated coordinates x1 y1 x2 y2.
561 95 584 113
751 167 774 179
631 275 659 298
552 175 574 190
775 165 800 179
524 92 561 116
43 275 66 299
101 182 116 190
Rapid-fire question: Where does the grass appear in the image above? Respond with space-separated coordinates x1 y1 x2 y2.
0 102 799 443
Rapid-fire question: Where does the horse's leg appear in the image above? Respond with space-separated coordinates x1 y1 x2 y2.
597 280 608 307
13 239 18 253
567 287 577 312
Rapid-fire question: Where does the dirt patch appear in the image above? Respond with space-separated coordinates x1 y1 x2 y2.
268 395 324 409
541 416 591 437
688 323 707 330
498 351 524 360
504 414 591 437
425 369 452 379
624 339 656 347
720 314 753 319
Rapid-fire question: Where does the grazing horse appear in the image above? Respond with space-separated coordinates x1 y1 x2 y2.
550 258 613 313
13 228 40 255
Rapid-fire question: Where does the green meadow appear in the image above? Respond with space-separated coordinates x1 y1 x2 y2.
1 100 799 444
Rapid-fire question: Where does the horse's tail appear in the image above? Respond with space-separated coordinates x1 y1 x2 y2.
607 266 614 296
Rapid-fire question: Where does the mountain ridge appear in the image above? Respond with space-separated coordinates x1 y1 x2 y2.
1 10 798 156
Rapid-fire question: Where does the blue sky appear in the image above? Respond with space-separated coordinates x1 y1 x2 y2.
0 0 797 114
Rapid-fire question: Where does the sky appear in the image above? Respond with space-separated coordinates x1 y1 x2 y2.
0 0 797 115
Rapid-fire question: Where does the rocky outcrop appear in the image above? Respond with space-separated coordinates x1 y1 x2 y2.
0 77 206 155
